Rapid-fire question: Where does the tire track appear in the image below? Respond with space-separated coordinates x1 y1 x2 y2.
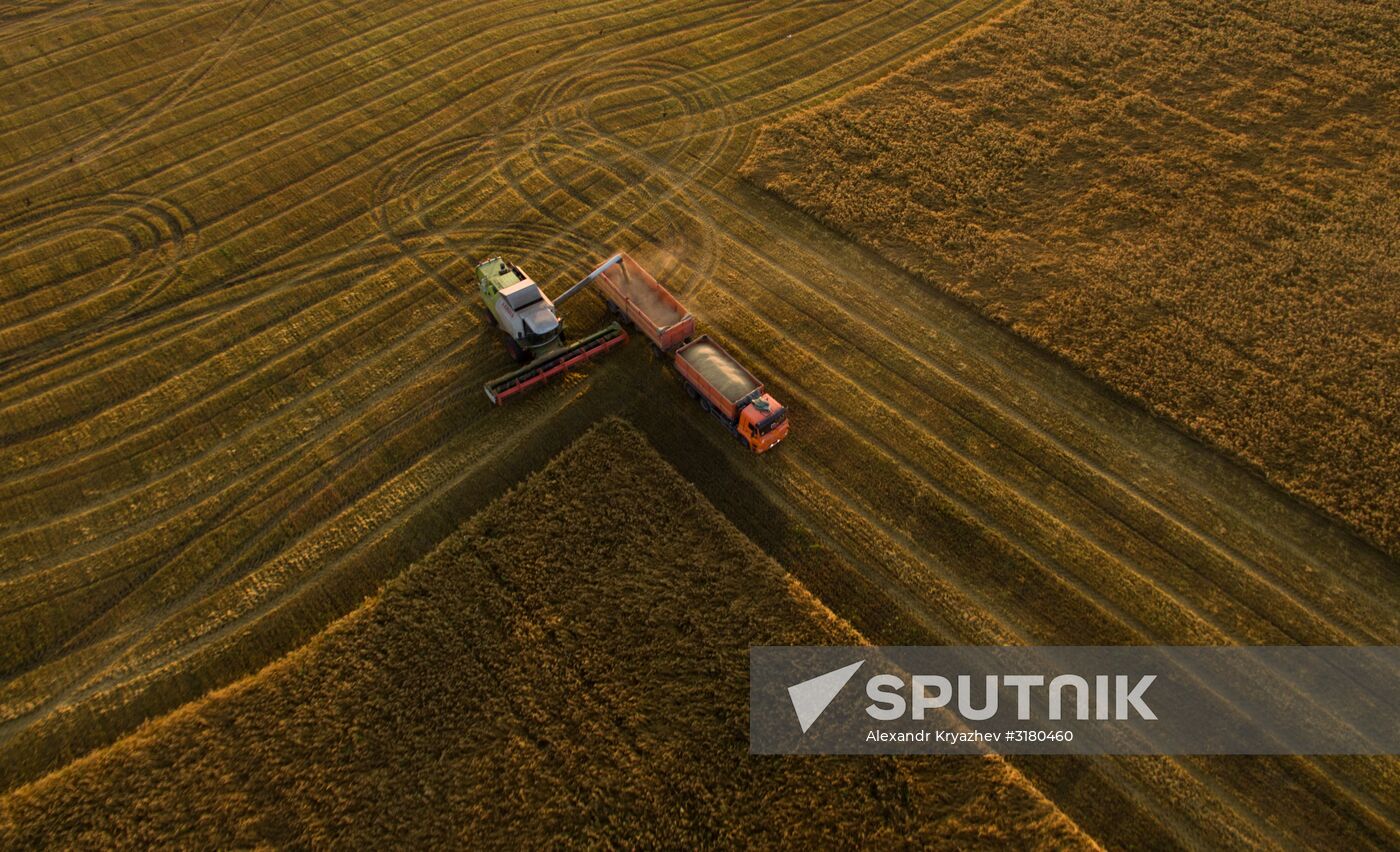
0 0 514 176
0 0 873 419
0 0 751 417
0 0 274 192
0 274 448 602
0 270 454 575
0 0 227 68
0 194 197 363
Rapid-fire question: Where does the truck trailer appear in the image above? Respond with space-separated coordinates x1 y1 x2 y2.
595 253 696 353
590 254 787 453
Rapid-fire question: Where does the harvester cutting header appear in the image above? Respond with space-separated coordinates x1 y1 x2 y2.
476 252 788 453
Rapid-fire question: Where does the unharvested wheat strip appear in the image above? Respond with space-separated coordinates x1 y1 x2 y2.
0 422 1092 845
746 0 1400 557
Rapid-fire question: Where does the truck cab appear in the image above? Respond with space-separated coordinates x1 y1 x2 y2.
738 394 789 452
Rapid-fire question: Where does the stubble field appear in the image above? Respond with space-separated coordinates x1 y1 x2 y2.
1 0 1396 847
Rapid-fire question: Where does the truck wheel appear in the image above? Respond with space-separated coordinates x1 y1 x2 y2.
684 383 698 399
699 398 711 413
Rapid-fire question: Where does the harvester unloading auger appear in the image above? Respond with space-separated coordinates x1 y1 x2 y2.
478 252 789 453
477 254 629 404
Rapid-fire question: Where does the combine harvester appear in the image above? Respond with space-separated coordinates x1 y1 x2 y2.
479 252 789 453
477 255 629 404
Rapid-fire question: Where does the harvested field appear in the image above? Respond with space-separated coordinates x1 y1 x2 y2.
0 421 1090 847
1 0 1396 847
745 0 1400 556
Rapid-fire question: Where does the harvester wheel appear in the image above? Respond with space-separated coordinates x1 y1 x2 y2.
503 333 528 363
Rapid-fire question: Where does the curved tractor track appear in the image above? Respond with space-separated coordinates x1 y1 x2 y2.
0 0 1394 848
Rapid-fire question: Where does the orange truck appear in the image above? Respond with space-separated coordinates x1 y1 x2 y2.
672 335 789 453
596 253 787 453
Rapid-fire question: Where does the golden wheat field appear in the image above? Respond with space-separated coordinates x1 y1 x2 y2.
1 0 1397 847
746 0 1400 558
0 421 1092 847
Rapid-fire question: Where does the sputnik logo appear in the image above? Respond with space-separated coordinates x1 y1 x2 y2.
787 660 865 733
